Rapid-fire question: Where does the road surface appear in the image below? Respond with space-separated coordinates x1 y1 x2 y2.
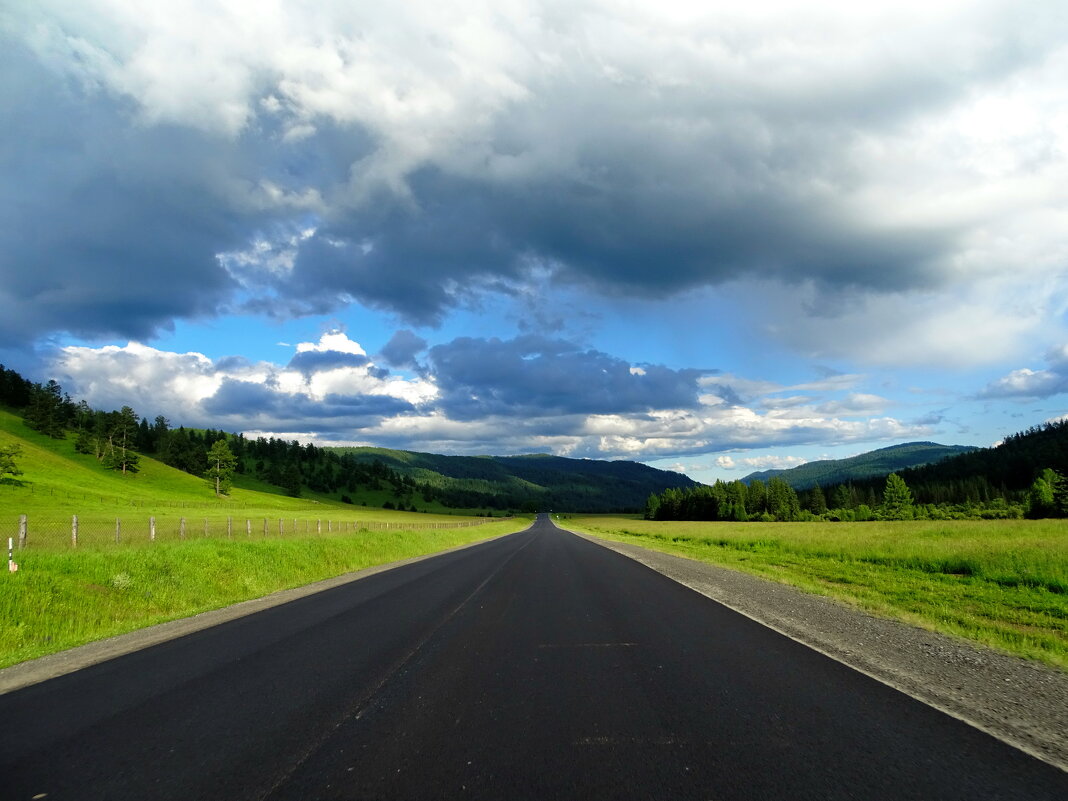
1 514 1064 799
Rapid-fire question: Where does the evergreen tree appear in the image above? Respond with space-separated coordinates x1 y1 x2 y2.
644 492 661 520
103 406 141 475
281 462 302 498
204 439 238 497
1052 470 1068 518
767 477 800 521
23 380 67 438
882 473 913 520
807 483 828 515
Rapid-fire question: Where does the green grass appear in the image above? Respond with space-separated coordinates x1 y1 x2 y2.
0 519 526 668
565 516 1068 670
0 407 529 668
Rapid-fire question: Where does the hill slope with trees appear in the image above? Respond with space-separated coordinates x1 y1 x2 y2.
0 364 693 514
741 442 978 490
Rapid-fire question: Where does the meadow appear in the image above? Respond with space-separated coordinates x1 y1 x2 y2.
564 516 1068 669
0 408 527 668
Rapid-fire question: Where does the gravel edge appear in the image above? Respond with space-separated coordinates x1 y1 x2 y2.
571 529 1068 773
0 525 526 696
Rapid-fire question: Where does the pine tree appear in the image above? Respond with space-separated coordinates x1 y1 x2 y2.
882 473 913 520
807 483 828 515
103 406 141 475
204 439 238 497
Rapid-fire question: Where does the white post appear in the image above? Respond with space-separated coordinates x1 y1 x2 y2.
72 515 78 548
150 516 156 542
115 518 121 544
18 515 27 549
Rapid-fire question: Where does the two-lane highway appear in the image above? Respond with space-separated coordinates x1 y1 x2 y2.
1 515 1065 799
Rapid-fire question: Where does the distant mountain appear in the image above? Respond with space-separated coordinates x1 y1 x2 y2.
329 447 697 512
741 442 979 490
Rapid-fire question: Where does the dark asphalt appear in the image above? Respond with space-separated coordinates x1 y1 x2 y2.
1 514 1064 800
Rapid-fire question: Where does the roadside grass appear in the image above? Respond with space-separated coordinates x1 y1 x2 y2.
0 518 526 669
564 517 1068 670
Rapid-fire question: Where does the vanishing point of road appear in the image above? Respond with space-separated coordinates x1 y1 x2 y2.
1 514 1065 800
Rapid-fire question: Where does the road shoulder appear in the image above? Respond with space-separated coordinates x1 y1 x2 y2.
571 528 1068 773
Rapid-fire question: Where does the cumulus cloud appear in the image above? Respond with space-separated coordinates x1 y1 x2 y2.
979 344 1068 399
3 2 1067 361
52 332 434 434
380 330 428 369
428 335 705 419
45 332 931 460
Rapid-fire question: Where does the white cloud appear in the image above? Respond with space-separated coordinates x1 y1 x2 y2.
979 344 1068 399
52 334 436 430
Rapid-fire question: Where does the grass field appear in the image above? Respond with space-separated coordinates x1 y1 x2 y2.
564 516 1068 669
0 406 529 668
0 519 526 669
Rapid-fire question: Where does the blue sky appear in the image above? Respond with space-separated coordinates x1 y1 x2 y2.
2 1 1068 484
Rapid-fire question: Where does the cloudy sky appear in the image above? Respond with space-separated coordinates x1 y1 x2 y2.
2 0 1067 483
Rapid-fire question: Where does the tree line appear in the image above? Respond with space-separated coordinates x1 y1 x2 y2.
646 424 1068 522
0 364 521 511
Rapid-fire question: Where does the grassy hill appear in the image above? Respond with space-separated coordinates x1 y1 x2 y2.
0 408 499 548
741 442 978 490
329 447 698 512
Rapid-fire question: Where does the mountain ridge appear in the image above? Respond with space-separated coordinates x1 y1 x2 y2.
741 441 979 490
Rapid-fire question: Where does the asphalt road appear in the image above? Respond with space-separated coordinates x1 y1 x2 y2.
1 514 1065 800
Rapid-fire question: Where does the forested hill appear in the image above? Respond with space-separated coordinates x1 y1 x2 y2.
0 362 693 514
741 442 978 490
329 447 697 513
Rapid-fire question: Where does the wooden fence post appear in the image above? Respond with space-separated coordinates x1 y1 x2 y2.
246 518 251 537
72 515 78 548
115 518 121 544
180 517 186 540
278 518 283 536
317 519 321 534
150 516 156 542
227 517 232 539
18 514 27 549
263 518 268 537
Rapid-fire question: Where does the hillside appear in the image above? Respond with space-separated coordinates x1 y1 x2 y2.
329 447 697 512
741 442 978 490
0 408 443 522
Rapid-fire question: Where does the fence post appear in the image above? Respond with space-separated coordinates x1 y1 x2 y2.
204 518 209 537
150 516 156 542
328 520 332 533
246 518 251 537
316 519 321 534
72 515 78 548
278 518 283 537
263 518 268 537
227 517 232 539
115 518 121 544
180 517 186 540
18 514 27 549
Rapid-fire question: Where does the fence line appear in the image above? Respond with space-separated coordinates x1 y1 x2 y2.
4 513 511 549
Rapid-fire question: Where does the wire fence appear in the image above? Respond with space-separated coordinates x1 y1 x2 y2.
4 512 509 550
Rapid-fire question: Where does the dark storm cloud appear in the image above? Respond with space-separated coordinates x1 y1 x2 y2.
287 349 370 375
5 4 1065 352
0 43 244 347
427 335 702 420
201 377 413 430
380 330 429 369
